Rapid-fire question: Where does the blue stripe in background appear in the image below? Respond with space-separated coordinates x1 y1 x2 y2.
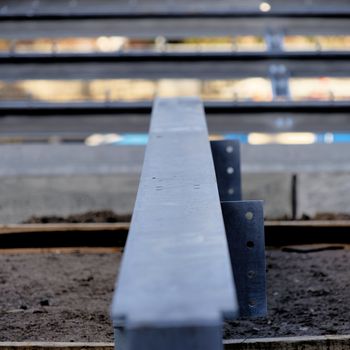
331 134 350 143
103 133 350 146
114 133 149 145
223 133 249 143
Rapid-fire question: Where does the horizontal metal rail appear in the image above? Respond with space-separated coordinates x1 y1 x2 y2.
2 115 350 136
3 12 350 19
2 2 350 19
1 17 350 39
1 58 350 80
1 101 350 140
2 51 350 63
111 97 238 349
1 101 350 116
0 0 348 16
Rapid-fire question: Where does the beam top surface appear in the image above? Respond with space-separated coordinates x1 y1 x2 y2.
111 97 237 328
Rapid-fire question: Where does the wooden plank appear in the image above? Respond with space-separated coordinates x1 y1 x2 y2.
0 223 129 235
224 335 350 349
0 221 350 250
265 220 350 227
0 247 122 254
1 335 350 350
0 343 114 350
1 220 350 236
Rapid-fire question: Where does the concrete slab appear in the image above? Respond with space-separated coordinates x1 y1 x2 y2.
0 145 144 176
241 144 350 173
0 175 139 224
2 144 350 176
2 143 349 222
0 172 294 223
243 173 293 220
297 173 350 218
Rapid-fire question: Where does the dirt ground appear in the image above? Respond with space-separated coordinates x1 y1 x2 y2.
0 249 349 342
23 210 350 224
23 210 131 224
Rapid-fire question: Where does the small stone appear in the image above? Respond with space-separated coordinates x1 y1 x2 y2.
7 309 24 313
32 308 46 314
40 299 50 306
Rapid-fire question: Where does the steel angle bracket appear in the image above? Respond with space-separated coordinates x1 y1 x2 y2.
210 140 242 201
211 140 267 317
221 200 267 317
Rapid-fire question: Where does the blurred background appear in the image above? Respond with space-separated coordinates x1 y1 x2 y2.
1 0 350 222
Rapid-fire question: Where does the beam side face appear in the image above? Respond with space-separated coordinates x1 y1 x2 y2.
111 97 237 328
1 18 350 40
2 60 350 80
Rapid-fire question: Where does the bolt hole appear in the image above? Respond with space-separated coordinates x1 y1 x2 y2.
247 270 256 279
226 145 234 153
227 167 234 174
248 299 257 308
247 240 254 249
245 211 254 220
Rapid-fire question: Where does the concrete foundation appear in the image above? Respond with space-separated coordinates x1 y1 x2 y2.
297 173 350 218
0 144 349 223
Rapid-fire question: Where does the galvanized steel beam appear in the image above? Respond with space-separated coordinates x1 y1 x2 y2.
2 101 350 116
1 56 350 80
111 97 238 350
221 201 267 317
2 51 350 63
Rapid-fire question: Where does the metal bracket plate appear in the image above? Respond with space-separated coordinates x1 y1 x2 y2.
211 139 267 317
210 140 242 202
221 200 267 318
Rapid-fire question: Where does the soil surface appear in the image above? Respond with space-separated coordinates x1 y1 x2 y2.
23 210 350 224
302 212 350 220
23 210 131 224
0 249 349 341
